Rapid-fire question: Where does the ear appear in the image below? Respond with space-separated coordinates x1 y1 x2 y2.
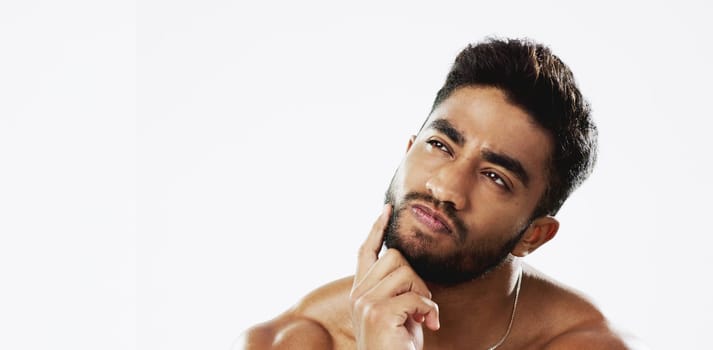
406 135 417 153
511 216 559 257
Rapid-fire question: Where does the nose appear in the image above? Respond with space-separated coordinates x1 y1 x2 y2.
425 162 469 211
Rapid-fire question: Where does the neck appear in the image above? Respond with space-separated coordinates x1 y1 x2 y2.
424 256 523 349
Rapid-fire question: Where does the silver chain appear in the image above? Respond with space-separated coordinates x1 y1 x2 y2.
486 267 522 350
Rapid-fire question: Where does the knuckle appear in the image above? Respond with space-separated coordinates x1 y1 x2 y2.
393 265 419 284
383 248 403 262
407 291 430 306
388 267 431 298
422 294 438 313
405 290 421 300
385 248 400 256
396 263 413 274
392 265 411 280
391 249 406 261
411 277 430 296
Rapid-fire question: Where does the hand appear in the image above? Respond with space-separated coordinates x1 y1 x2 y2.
350 204 440 350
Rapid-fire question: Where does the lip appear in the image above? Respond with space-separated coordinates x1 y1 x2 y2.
410 203 454 235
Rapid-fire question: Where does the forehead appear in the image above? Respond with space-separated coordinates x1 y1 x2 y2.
424 86 553 181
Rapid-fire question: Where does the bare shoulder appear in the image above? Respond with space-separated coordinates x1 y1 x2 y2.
521 265 648 350
542 322 649 350
235 276 355 350
236 316 333 350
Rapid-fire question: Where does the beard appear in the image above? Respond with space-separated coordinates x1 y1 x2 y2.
384 185 527 286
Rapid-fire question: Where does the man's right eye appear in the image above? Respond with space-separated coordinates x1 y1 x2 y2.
426 139 450 154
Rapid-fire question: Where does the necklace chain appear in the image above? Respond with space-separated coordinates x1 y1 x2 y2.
486 267 522 350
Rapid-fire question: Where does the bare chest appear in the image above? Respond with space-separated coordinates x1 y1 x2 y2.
327 327 551 350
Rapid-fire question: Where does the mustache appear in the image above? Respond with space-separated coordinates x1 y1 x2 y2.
400 192 469 243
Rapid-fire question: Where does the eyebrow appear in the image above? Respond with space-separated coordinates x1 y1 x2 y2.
427 119 465 146
481 149 530 187
427 118 531 187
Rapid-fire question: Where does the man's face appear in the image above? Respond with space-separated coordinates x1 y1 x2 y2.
384 86 553 285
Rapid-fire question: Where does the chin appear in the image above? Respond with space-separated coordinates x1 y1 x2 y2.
384 229 465 285
384 226 517 286
387 228 437 253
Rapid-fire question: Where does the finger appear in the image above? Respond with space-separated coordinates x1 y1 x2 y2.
389 292 440 331
352 248 408 298
353 258 431 300
354 204 392 288
377 264 431 298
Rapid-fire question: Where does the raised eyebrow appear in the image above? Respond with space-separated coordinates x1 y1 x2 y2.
427 119 465 146
481 149 531 188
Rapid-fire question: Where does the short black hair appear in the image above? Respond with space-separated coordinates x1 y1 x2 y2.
431 38 597 217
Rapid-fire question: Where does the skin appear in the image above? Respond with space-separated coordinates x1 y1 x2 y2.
237 87 645 349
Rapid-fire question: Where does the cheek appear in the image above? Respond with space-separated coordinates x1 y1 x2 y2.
398 155 435 193
484 193 539 231
464 202 528 239
386 164 408 203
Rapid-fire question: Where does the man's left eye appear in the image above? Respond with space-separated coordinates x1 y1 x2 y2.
484 171 509 189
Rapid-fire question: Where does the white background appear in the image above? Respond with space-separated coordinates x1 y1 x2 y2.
1 1 711 349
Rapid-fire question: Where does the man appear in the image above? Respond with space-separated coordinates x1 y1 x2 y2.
238 38 643 349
